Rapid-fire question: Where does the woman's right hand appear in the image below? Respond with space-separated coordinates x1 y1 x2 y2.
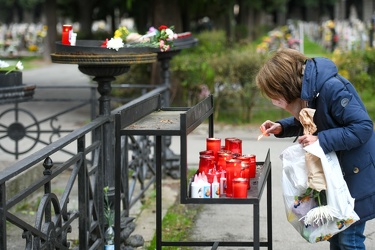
260 120 282 136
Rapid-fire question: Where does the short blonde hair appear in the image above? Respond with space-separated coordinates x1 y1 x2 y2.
255 48 310 103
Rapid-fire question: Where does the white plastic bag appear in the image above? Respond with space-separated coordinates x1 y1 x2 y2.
280 141 360 243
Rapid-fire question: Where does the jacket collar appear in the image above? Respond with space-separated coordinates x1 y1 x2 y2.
301 57 338 102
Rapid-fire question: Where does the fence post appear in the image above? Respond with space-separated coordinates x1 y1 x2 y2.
0 183 6 249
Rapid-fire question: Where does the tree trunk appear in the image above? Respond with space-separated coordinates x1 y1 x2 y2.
237 0 252 40
149 0 184 87
180 0 190 32
43 0 57 63
224 2 235 43
77 0 94 38
152 0 182 32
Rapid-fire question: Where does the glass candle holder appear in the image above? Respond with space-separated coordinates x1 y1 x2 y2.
230 138 242 155
199 150 214 156
240 154 256 178
236 155 250 163
233 178 248 198
216 150 232 171
240 162 251 189
206 138 221 161
206 168 221 184
225 137 242 155
248 154 257 178
237 155 251 188
62 24 73 45
225 159 242 197
198 155 215 174
224 138 235 151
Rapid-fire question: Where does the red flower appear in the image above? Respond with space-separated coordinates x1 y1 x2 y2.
158 25 168 31
101 38 108 47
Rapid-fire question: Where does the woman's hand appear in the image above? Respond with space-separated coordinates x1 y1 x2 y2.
260 120 283 136
297 134 318 147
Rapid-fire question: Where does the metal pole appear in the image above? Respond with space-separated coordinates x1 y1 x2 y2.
94 76 116 204
156 135 163 249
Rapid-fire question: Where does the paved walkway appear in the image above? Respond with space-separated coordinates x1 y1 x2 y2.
1 63 375 249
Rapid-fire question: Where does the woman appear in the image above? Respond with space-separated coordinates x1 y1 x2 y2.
256 48 375 249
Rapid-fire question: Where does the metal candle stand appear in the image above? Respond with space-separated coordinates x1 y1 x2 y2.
116 94 273 250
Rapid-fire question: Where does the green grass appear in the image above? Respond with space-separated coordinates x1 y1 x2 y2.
147 203 202 250
303 35 330 58
146 168 200 250
2 56 44 71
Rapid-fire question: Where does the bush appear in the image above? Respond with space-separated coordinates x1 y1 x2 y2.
331 49 371 93
170 31 226 106
208 45 267 123
330 48 375 120
171 31 267 123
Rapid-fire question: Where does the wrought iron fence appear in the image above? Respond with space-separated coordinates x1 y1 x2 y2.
0 84 169 249
0 84 160 160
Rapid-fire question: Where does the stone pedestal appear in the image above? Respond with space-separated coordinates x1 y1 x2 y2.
0 71 35 104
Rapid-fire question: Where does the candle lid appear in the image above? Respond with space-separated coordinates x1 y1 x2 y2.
233 178 248 182
207 137 221 141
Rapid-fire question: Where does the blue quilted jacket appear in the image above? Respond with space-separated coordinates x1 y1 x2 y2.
277 57 375 223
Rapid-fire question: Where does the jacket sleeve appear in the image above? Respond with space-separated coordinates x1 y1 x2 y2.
317 79 374 154
275 116 303 138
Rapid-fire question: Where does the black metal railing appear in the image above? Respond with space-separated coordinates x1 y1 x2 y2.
0 115 108 249
0 84 159 160
0 85 169 249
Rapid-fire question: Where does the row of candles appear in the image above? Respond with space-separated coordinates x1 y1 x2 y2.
190 137 257 199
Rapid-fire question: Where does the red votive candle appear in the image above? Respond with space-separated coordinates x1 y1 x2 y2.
225 138 242 155
233 178 248 198
200 150 214 156
230 138 242 155
206 168 221 184
225 159 242 197
62 24 72 45
237 155 251 188
198 155 214 174
224 138 234 150
240 154 256 178
240 162 251 189
236 155 250 163
248 154 257 178
216 150 232 171
206 138 221 161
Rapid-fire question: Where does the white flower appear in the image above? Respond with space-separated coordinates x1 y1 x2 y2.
1 60 23 74
0 60 10 68
106 37 124 51
15 61 23 71
165 28 175 40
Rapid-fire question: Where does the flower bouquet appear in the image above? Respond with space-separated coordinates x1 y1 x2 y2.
102 25 177 52
280 108 359 243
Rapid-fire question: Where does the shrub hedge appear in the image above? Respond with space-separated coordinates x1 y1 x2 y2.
171 32 375 123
